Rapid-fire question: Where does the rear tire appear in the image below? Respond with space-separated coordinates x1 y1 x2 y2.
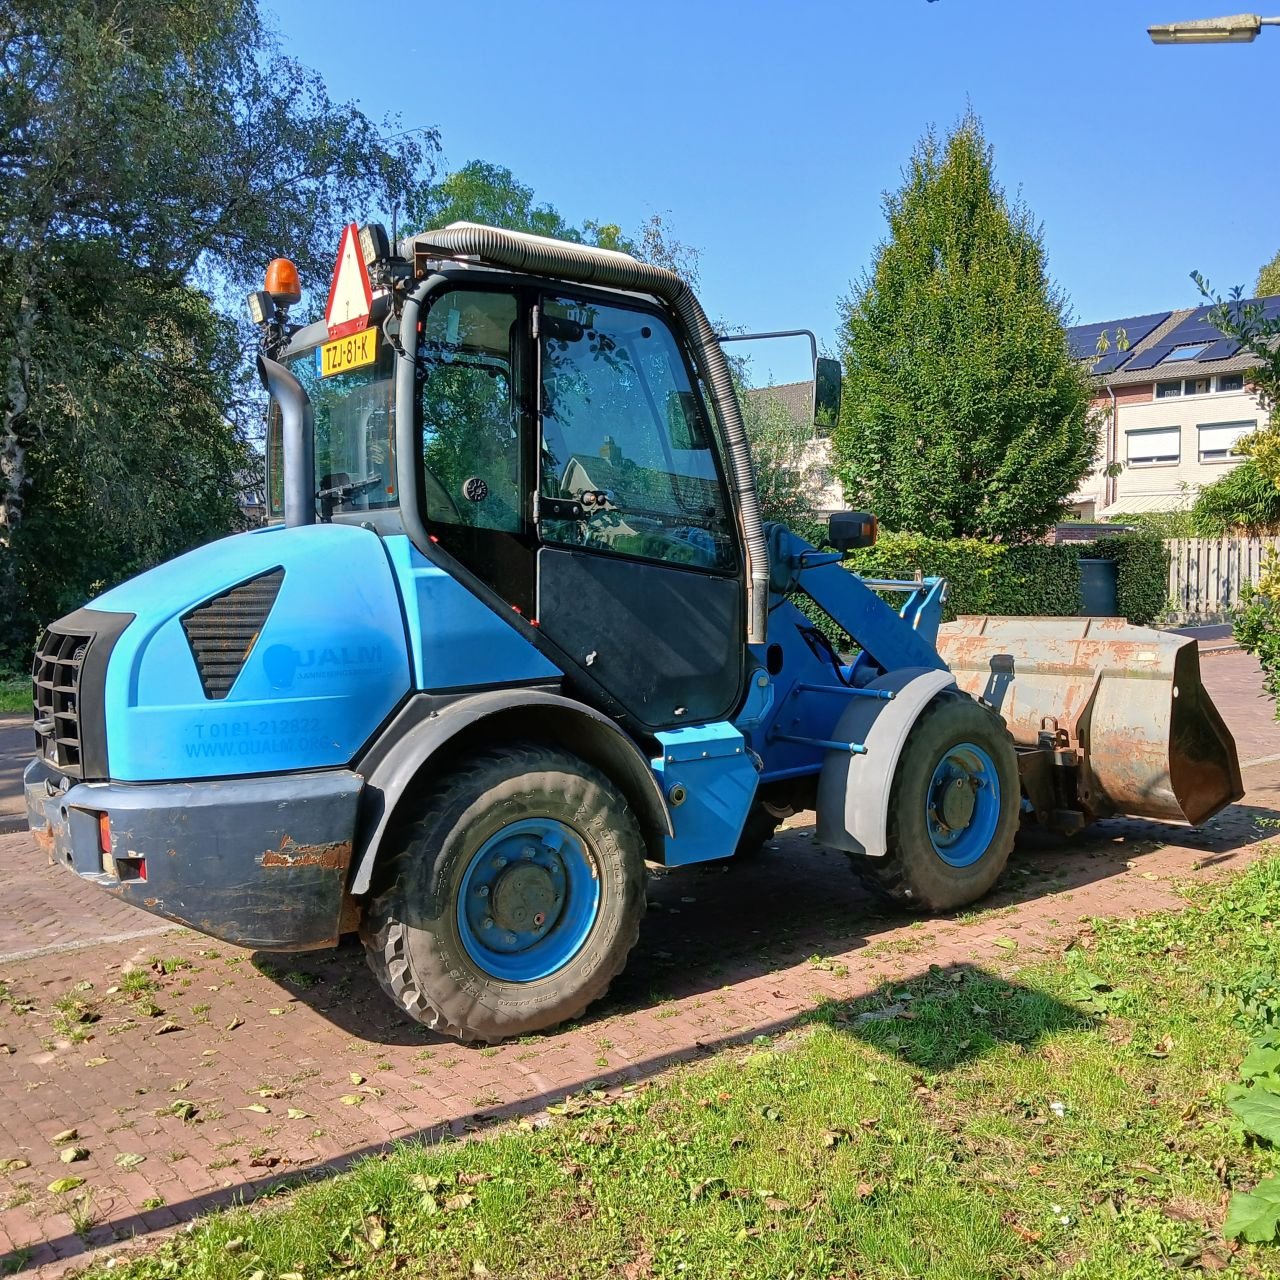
360 743 647 1043
852 695 1019 912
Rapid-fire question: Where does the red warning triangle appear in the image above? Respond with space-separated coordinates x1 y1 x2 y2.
325 223 374 339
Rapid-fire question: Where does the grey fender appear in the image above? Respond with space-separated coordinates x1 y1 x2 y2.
815 668 957 859
349 688 673 896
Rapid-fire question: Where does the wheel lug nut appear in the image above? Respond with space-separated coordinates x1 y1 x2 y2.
493 857 507 869
476 885 490 897
522 846 536 859
482 917 494 930
505 933 517 944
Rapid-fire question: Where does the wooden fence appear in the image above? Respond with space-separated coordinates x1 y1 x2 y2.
1165 537 1280 620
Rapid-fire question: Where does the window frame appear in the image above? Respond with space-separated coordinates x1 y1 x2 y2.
1126 425 1181 467
1216 372 1245 394
1155 379 1182 399
416 284 531 537
1197 420 1254 464
533 286 741 577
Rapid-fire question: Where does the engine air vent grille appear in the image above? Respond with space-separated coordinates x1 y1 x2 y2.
181 569 284 700
32 629 92 776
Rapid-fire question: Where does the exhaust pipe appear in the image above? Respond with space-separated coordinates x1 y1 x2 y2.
257 354 314 529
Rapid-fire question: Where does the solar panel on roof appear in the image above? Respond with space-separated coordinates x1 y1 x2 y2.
1126 297 1279 369
1067 311 1170 368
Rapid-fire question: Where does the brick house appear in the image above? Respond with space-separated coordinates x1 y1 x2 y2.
1066 299 1278 521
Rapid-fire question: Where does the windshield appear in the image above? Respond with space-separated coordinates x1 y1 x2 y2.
267 331 397 519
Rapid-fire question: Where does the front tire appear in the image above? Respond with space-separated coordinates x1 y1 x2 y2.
853 694 1019 912
361 743 647 1043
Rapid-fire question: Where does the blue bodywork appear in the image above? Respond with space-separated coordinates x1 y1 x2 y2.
26 515 952 953
384 536 560 689
650 723 759 866
93 523 411 781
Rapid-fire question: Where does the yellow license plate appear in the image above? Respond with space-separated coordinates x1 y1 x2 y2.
320 328 378 377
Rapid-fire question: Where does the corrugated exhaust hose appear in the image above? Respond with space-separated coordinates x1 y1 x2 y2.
405 222 771 645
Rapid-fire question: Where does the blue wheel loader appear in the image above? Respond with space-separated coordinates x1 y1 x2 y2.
24 223 1242 1043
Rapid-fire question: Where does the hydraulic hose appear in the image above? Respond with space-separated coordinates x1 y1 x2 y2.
405 222 771 644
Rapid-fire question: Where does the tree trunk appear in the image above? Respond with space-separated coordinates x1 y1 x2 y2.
1 289 37 553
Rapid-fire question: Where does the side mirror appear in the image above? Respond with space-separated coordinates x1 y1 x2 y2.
814 357 842 430
827 510 877 553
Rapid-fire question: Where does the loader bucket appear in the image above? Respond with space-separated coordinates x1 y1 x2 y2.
935 616 1243 829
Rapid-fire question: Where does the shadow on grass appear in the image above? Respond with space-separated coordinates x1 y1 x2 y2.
808 961 1091 1071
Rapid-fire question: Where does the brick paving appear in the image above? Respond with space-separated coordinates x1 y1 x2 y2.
0 652 1277 1275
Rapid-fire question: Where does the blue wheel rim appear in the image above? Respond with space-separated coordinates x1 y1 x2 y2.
925 741 1001 868
456 818 601 982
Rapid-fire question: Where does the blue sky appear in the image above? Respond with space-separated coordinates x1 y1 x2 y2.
265 0 1278 386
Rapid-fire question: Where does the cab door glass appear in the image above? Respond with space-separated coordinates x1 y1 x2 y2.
539 298 735 570
290 341 397 515
420 291 522 532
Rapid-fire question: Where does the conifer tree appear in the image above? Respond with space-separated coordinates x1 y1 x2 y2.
833 114 1095 540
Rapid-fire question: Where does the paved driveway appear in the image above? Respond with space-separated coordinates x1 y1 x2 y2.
1 649 1278 1274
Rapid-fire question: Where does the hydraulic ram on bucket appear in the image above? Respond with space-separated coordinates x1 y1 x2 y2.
936 616 1243 832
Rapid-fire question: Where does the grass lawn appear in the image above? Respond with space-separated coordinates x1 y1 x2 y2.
69 855 1280 1280
0 676 27 714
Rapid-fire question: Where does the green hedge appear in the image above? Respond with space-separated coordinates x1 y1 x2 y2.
1083 531 1170 626
844 532 1081 622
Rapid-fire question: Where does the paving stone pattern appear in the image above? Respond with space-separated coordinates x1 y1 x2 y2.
0 652 1277 1274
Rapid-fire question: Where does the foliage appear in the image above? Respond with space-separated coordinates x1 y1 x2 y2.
1233 555 1280 710
739 383 821 538
0 0 435 665
834 112 1097 541
1104 508 1197 538
1085 532 1170 625
67 853 1280 1280
845 531 1081 621
1258 250 1280 299
1193 459 1280 536
405 162 700 280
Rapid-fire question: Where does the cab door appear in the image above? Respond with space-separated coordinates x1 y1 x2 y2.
533 294 745 732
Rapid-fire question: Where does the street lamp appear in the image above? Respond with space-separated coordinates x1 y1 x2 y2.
1148 12 1280 42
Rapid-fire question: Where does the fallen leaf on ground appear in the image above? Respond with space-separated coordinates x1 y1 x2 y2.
48 1176 85 1194
59 1146 88 1163
50 1129 78 1145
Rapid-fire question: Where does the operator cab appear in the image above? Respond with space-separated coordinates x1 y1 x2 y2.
260 237 747 732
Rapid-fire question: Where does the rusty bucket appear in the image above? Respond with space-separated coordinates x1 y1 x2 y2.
936 616 1243 829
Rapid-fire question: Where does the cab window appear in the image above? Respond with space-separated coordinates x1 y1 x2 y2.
287 334 397 515
419 291 523 532
539 298 735 570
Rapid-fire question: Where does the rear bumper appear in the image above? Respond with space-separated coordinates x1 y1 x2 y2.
24 759 363 950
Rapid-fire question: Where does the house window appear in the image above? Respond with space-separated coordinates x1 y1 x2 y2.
1155 380 1182 399
1127 427 1180 466
1163 343 1207 363
1185 377 1211 396
1217 373 1245 393
1198 421 1253 463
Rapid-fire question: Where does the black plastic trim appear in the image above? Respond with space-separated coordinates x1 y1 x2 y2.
38 607 135 780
